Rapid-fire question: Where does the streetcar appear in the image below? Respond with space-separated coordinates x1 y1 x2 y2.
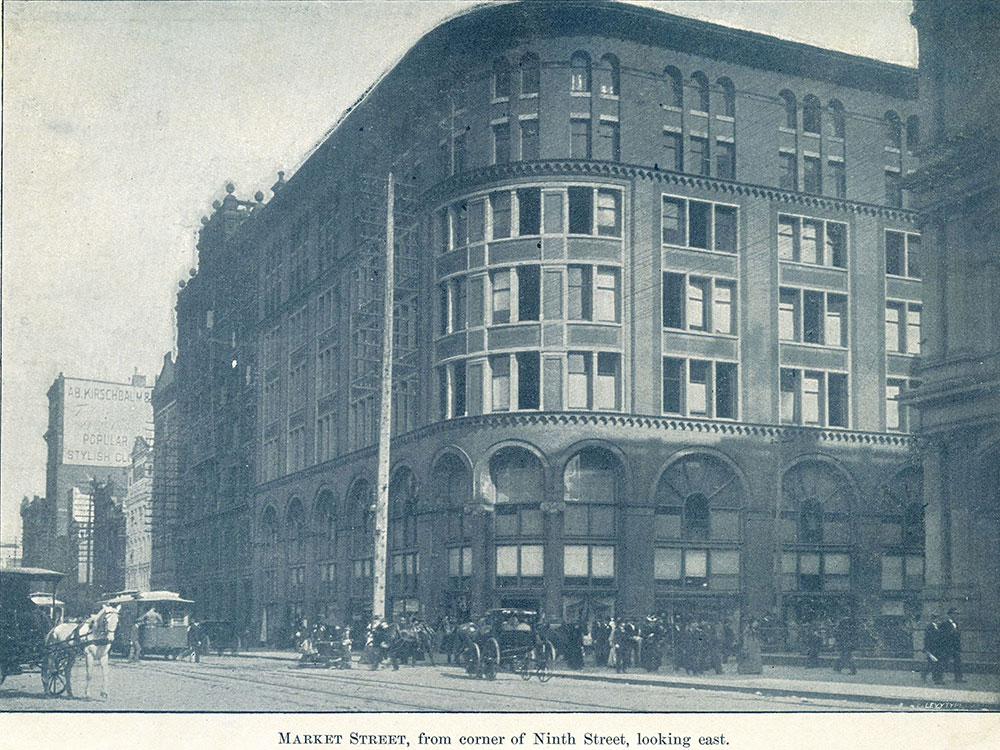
463 608 555 681
104 590 194 659
0 565 75 695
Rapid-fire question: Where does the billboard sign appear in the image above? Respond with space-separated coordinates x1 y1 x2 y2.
62 378 153 468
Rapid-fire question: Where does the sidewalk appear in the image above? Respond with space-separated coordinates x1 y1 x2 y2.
228 649 1000 709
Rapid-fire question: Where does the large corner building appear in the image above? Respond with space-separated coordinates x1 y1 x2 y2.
169 1 949 655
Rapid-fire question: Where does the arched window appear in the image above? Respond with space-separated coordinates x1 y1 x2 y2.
653 453 742 590
314 490 336 559
664 66 683 108
389 467 417 550
691 72 710 113
598 54 620 97
827 99 846 138
490 447 544 537
348 479 374 553
906 115 920 152
780 461 855 593
779 90 797 129
716 77 736 118
570 51 591 93
880 467 924 593
432 453 472 547
802 95 821 134
519 52 539 96
885 111 902 150
286 498 306 562
493 57 511 99
563 447 620 537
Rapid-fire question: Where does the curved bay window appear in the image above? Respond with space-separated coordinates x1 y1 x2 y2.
314 490 337 604
598 54 620 97
491 447 544 588
779 461 855 594
570 51 591 93
563 448 621 588
389 468 419 600
654 453 742 590
879 467 925 594
519 52 540 97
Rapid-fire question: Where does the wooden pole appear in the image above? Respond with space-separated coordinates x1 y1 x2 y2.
373 173 394 621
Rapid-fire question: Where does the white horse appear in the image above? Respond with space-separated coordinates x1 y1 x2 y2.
46 604 120 699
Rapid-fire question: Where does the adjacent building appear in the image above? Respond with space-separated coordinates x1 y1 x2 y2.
124 436 154 591
907 0 1000 658
150 353 181 591
174 2 930 653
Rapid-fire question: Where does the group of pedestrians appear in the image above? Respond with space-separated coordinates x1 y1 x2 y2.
922 609 964 684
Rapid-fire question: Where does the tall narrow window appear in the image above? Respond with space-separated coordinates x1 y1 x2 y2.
596 189 621 237
803 290 823 344
884 112 902 150
886 379 902 430
686 278 708 331
906 305 922 354
568 265 592 320
716 140 735 179
516 351 540 410
492 270 511 324
802 372 822 425
597 119 620 161
599 54 620 97
571 118 592 159
828 160 846 199
885 302 903 353
717 77 735 118
662 357 683 414
570 52 591 93
520 119 539 161
661 197 685 245
906 115 920 153
594 268 618 322
451 362 466 418
662 131 682 171
715 206 737 253
802 95 821 134
518 188 541 235
779 152 797 190
595 353 618 410
800 220 821 264
689 135 709 176
688 201 711 249
520 53 540 96
567 353 590 409
803 155 821 194
664 67 683 108
778 216 797 260
779 90 797 129
491 356 510 411
885 231 905 276
827 100 845 138
493 123 510 164
518 265 540 322
568 187 593 234
885 170 902 208
691 72 710 113
493 58 511 99
662 272 683 329
779 288 798 341
780 369 797 423
715 362 737 419
825 295 847 347
713 282 734 334
688 361 709 416
491 191 511 240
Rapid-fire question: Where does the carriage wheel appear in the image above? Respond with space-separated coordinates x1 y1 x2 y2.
536 641 555 683
42 652 72 697
463 643 481 678
487 637 501 680
516 652 532 681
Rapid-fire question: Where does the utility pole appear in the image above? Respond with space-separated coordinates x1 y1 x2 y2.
373 173 394 621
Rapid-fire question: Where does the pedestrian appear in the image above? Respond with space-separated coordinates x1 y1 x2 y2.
738 619 763 675
922 613 944 684
805 620 823 668
593 619 610 667
565 621 584 669
833 615 858 675
128 620 142 662
941 609 965 683
186 619 204 663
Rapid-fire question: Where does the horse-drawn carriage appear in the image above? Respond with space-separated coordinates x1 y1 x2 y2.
0 566 77 696
462 609 555 682
105 590 194 659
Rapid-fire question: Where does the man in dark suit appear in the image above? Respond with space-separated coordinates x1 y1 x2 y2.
922 613 944 684
942 609 965 683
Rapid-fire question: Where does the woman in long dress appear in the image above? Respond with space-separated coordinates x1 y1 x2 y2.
738 618 763 674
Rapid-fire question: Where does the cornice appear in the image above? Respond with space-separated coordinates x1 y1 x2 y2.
425 160 920 223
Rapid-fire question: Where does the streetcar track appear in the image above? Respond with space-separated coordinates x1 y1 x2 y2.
137 659 863 712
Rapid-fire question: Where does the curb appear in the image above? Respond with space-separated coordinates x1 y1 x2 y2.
547 670 1000 710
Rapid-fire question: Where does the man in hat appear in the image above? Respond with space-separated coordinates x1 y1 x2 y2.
941 609 964 683
922 613 944 684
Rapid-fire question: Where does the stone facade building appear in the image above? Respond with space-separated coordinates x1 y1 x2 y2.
174 2 931 653
124 436 154 592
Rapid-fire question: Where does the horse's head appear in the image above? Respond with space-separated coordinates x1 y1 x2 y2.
96 605 121 641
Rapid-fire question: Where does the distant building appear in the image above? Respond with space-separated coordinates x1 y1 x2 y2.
150 353 181 591
908 0 1000 656
20 495 54 569
124 437 154 591
0 540 23 569
91 480 125 597
24 372 153 607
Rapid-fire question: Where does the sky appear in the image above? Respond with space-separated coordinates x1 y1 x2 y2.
0 0 917 545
